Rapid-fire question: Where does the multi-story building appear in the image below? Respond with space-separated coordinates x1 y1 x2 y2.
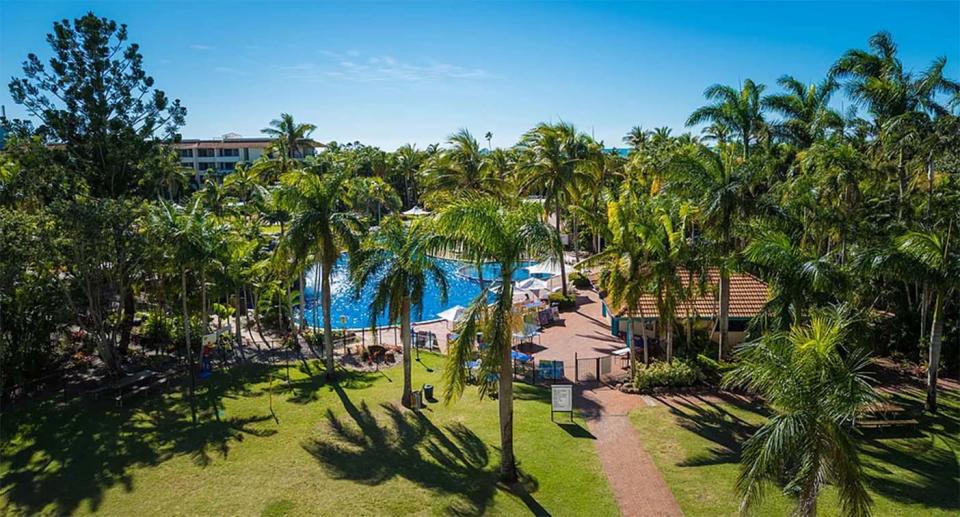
171 134 317 183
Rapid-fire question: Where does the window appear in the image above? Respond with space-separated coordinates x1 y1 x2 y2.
218 162 234 171
197 148 215 157
179 149 194 158
181 161 195 169
218 148 239 157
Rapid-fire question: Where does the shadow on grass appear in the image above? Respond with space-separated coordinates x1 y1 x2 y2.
302 384 543 516
858 388 960 512
0 363 375 515
655 394 766 467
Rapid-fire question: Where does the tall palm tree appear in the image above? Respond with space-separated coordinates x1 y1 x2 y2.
518 121 593 295
763 75 843 148
484 131 493 150
436 198 560 482
350 216 449 407
279 166 361 379
668 145 755 358
894 229 958 412
261 113 318 160
724 308 875 517
686 79 766 159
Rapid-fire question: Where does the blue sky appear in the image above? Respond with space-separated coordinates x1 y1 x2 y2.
2 1 958 150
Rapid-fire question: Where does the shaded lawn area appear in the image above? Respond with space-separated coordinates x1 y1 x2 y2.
1 353 616 516
630 387 960 516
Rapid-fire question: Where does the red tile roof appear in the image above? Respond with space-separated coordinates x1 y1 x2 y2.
606 268 769 319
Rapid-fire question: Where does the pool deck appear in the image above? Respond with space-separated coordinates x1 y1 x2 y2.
405 288 625 380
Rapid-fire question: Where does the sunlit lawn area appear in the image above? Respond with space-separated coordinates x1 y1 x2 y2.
630 387 960 516
1 353 616 516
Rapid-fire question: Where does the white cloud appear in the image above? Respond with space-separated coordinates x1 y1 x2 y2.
290 50 490 83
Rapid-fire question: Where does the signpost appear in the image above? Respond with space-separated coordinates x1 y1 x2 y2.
551 384 574 422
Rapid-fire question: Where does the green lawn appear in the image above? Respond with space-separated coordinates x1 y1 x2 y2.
630 387 960 516
1 353 617 516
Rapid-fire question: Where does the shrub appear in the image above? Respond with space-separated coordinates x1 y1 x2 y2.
547 292 577 311
694 354 736 385
569 271 591 289
140 310 174 343
633 359 703 390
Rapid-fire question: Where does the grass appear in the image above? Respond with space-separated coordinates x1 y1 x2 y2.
630 386 960 516
1 353 617 516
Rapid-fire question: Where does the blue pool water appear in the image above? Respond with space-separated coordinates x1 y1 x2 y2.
303 255 536 328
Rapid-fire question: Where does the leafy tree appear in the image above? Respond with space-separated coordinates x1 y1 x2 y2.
763 75 843 148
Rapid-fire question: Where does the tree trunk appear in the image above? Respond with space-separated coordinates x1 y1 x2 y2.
555 201 568 296
638 306 649 365
322 259 335 380
926 293 944 413
299 271 307 332
201 269 208 334
118 286 135 355
181 270 197 425
234 288 245 361
498 272 517 483
401 297 413 407
718 269 730 360
666 318 674 364
626 317 636 379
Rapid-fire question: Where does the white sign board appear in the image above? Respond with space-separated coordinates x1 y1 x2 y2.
551 384 573 412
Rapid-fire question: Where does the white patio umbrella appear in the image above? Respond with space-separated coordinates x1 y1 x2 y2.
437 305 465 324
525 259 563 277
401 206 431 217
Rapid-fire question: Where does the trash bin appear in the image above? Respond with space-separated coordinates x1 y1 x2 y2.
423 384 434 401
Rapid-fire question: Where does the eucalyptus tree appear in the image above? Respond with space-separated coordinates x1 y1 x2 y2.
518 122 594 295
350 216 449 407
279 165 361 379
437 198 560 482
686 79 766 160
763 75 843 148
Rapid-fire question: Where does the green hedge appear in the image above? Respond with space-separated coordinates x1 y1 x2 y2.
547 292 577 311
632 360 703 390
568 271 591 289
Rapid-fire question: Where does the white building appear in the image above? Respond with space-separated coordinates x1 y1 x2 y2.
171 134 317 183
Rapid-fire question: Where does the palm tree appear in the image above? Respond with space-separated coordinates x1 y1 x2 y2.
623 125 650 150
436 198 560 482
668 145 755 358
350 216 448 406
686 79 766 159
724 308 875 517
894 229 958 412
146 198 213 424
422 129 502 204
279 166 361 379
763 75 843 148
518 121 593 295
484 131 493 150
579 197 651 374
261 113 318 160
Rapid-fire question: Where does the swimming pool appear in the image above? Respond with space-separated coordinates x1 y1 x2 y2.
302 255 536 328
